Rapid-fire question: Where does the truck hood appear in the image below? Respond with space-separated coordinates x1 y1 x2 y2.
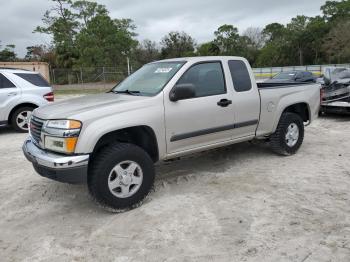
34 93 154 121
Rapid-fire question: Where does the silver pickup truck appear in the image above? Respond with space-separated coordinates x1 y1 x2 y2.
23 56 320 211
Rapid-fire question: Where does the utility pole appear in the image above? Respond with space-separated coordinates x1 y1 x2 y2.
127 57 130 76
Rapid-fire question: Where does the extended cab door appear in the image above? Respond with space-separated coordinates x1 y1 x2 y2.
164 61 236 154
227 60 260 139
0 73 20 122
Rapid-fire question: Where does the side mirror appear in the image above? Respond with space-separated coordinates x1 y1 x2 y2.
169 83 195 102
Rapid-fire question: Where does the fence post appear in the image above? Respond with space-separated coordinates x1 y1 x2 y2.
52 68 55 84
80 68 83 85
270 67 272 78
103 67 106 89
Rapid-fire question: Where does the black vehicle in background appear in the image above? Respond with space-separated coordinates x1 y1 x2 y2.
265 71 316 84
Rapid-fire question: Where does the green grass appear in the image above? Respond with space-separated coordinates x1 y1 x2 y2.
54 88 110 95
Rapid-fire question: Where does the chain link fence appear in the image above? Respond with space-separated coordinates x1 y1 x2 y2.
50 67 131 92
51 67 129 84
50 63 350 91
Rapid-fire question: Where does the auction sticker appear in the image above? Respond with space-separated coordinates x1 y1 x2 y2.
155 68 173 73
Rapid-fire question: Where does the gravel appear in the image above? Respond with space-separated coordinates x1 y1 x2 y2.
0 114 349 262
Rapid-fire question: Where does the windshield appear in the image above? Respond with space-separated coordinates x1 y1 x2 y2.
273 72 296 80
112 61 186 96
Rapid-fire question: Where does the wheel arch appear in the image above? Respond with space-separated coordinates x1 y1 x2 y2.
281 102 310 123
91 125 159 163
8 102 38 124
270 102 310 135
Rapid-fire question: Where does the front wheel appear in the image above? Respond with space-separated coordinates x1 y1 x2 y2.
270 112 304 156
88 143 155 212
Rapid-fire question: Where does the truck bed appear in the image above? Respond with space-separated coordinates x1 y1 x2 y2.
256 82 321 137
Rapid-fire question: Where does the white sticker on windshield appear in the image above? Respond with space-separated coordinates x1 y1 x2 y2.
155 68 173 73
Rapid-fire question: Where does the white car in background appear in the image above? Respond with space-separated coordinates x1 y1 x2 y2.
0 68 53 132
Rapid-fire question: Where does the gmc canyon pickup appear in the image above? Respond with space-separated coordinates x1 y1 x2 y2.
22 56 321 212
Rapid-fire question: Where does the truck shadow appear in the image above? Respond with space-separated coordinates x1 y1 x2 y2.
155 141 273 181
28 141 273 214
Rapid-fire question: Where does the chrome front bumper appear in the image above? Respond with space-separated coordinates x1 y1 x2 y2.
22 137 90 184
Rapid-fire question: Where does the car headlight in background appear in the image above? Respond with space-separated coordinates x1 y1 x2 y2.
43 120 82 154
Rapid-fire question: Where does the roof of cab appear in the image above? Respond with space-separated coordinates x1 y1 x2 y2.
152 56 246 63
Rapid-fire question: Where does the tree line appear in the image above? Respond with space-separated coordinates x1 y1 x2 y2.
1 0 349 70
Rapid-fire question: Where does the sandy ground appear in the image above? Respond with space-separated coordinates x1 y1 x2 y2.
0 114 350 262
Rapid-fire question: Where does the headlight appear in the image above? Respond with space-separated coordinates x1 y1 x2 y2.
46 120 81 129
43 119 82 154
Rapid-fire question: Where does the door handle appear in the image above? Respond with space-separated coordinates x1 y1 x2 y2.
7 92 17 96
217 99 232 107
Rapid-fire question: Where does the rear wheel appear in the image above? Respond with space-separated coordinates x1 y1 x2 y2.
270 112 304 156
11 106 34 132
88 143 155 212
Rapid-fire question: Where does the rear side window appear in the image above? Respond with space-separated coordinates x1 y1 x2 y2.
296 72 303 78
177 62 226 97
0 73 15 88
14 73 49 87
228 60 252 92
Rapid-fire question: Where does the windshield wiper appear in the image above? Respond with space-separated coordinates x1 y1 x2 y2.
112 90 141 95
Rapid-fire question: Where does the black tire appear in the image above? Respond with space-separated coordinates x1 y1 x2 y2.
270 112 304 156
11 106 35 133
88 143 155 212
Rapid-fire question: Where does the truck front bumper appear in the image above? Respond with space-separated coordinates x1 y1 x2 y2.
22 137 89 184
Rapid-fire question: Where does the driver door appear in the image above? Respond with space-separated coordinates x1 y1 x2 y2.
164 61 235 155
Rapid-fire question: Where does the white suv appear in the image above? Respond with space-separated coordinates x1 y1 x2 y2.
0 68 53 132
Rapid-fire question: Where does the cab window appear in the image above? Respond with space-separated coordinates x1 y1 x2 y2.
177 62 226 97
228 60 252 92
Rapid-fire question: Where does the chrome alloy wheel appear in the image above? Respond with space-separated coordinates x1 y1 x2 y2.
108 160 143 198
285 123 299 147
16 111 32 131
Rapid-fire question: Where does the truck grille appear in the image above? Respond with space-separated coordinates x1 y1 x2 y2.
30 116 44 144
